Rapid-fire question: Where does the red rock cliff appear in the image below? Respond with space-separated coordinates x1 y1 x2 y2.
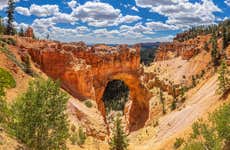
154 35 212 61
18 39 151 132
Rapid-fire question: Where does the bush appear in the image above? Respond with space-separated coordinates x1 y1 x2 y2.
0 68 16 90
8 78 69 150
217 60 230 95
0 37 16 46
171 100 177 111
174 138 185 149
0 68 15 125
84 100 93 108
70 132 78 145
70 127 86 146
0 46 25 71
77 127 86 146
0 46 35 76
182 103 230 150
109 116 129 150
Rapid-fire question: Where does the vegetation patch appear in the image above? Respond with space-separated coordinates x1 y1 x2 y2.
84 100 93 108
70 126 87 146
103 80 129 114
109 116 129 150
4 78 69 150
179 103 230 150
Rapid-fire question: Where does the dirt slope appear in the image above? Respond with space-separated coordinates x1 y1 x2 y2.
129 74 221 150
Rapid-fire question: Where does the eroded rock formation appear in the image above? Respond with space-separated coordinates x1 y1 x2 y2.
18 38 151 132
154 35 212 61
24 27 34 38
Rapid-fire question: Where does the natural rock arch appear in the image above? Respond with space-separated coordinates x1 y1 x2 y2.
21 39 152 132
95 73 151 132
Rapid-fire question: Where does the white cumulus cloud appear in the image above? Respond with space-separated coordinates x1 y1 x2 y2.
135 0 221 29
225 0 230 6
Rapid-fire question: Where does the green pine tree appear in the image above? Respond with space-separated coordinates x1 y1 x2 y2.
0 16 5 35
222 26 227 50
19 27 24 37
6 0 16 35
8 78 69 150
211 33 220 66
159 88 166 114
109 116 129 150
217 60 230 95
182 103 230 150
204 42 209 51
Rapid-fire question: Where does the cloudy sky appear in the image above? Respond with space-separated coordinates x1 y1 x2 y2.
0 0 229 44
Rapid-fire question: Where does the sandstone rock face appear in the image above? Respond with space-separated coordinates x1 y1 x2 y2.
154 35 211 61
19 39 151 132
24 27 34 38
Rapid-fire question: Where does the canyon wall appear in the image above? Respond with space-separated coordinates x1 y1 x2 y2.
154 35 212 61
18 38 151 132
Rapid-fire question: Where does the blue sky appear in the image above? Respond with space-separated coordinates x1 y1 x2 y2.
0 0 230 44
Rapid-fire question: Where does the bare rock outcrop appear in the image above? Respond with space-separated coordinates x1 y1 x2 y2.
154 35 211 61
24 27 34 38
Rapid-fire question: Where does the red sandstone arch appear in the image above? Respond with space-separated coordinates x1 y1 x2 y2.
23 39 152 132
95 72 151 132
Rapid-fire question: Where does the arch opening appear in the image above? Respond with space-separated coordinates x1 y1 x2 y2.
102 80 130 115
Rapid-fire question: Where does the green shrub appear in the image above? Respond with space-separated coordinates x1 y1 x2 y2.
182 103 230 150
171 100 177 111
0 46 35 76
70 127 86 146
153 120 159 127
211 104 230 145
0 68 16 89
84 100 93 108
6 38 16 46
0 46 25 70
70 132 78 145
0 37 16 46
174 138 185 149
71 124 76 132
76 127 86 146
109 116 129 150
217 60 230 95
8 78 69 150
0 68 15 124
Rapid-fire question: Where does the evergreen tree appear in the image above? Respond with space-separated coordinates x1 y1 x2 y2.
46 33 50 40
204 42 209 51
182 103 230 150
217 60 230 95
192 75 196 87
109 116 129 150
211 33 220 66
159 88 166 114
171 85 177 111
227 27 230 44
0 16 5 34
6 0 16 35
19 27 24 37
222 26 227 50
212 104 230 149
8 78 69 150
